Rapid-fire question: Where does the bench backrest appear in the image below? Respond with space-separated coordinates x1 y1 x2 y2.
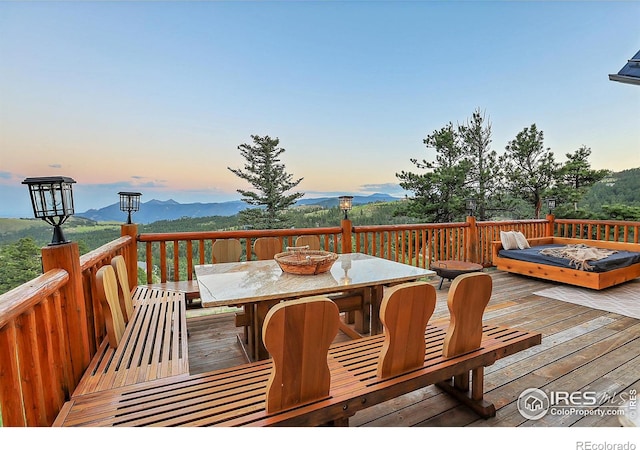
442 272 492 358
213 238 242 263
377 281 436 378
110 255 134 322
253 237 282 260
95 265 126 349
262 297 340 414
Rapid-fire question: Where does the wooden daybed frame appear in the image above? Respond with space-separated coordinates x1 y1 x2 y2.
492 237 640 290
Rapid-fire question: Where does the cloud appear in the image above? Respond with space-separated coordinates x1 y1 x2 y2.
0 171 12 180
48 164 63 169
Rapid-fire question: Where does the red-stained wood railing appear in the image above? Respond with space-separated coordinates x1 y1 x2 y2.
475 219 549 266
0 234 135 427
137 226 344 284
351 222 470 268
554 218 640 243
0 269 70 426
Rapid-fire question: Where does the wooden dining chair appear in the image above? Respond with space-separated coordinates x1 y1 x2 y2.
253 237 282 260
376 281 436 379
213 238 242 263
263 297 340 414
110 255 135 323
294 235 321 250
95 265 127 349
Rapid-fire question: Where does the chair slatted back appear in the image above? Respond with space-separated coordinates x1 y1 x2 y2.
263 297 340 414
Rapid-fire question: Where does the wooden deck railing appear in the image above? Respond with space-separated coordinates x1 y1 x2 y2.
554 218 640 243
0 235 135 426
1 215 639 426
137 226 344 284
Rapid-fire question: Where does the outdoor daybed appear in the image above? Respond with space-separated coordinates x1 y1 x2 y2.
492 236 640 290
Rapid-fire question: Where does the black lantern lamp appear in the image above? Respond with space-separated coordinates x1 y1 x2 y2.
546 198 557 215
22 176 76 245
339 195 353 220
118 191 142 224
466 198 477 216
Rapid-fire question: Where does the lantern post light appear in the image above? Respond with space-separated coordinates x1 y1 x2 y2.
338 195 353 220
22 176 76 245
118 191 142 224
546 198 557 215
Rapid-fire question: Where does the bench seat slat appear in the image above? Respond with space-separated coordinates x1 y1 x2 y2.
72 288 189 397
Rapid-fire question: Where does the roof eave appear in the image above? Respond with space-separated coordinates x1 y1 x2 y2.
608 74 640 86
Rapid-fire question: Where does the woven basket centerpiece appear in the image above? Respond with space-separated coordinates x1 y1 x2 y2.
274 246 338 275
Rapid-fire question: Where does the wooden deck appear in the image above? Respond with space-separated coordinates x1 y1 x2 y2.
185 270 640 428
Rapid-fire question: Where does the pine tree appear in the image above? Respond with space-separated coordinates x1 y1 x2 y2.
396 122 471 222
499 124 558 219
228 135 304 229
458 109 501 220
555 145 610 211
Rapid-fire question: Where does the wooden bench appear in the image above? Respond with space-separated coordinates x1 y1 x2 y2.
72 257 189 397
54 273 541 426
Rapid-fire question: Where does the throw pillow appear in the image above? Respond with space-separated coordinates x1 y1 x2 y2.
513 231 531 250
500 231 519 250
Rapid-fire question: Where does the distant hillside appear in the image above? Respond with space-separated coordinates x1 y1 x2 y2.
77 193 400 224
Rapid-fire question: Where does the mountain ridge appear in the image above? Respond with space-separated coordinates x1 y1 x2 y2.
77 193 400 224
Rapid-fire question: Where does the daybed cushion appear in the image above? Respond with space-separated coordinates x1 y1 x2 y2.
500 231 530 250
513 231 531 249
500 231 519 250
498 244 640 273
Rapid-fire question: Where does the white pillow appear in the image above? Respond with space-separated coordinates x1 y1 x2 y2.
513 231 531 250
500 231 519 250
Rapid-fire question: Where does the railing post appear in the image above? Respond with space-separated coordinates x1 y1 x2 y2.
546 214 555 237
465 216 479 264
121 223 139 289
41 242 90 391
341 219 353 254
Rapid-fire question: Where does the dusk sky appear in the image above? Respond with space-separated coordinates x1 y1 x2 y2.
1 1 639 218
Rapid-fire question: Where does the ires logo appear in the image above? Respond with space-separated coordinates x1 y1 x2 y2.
517 388 634 420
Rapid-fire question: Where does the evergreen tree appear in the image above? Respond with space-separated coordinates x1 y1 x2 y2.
0 237 42 294
228 135 304 229
499 124 558 219
554 145 610 211
457 109 501 220
396 123 471 222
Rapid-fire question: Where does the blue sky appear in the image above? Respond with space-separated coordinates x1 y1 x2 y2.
1 1 639 218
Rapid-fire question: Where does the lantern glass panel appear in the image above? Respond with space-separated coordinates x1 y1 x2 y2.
339 196 353 211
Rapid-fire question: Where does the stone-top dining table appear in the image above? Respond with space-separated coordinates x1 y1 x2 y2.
195 252 434 361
